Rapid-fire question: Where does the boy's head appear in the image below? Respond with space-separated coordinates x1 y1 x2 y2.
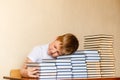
48 33 79 58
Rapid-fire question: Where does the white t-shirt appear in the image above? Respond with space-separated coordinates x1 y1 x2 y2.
28 44 53 62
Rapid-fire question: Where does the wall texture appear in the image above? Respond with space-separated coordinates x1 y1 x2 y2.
0 0 120 79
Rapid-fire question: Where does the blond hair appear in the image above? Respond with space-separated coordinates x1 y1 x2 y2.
56 33 79 55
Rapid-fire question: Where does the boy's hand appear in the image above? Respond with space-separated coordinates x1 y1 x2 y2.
27 67 40 78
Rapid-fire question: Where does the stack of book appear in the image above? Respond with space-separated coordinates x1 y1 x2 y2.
27 50 103 79
81 50 101 78
27 61 57 80
84 34 115 78
57 51 87 78
55 58 72 79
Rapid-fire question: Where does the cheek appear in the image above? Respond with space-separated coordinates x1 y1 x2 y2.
49 46 54 51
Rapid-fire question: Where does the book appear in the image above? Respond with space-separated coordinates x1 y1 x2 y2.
86 56 100 60
57 69 72 72
57 75 72 79
79 50 99 54
86 62 100 65
86 59 100 62
40 66 56 70
26 62 56 67
72 66 87 70
71 57 86 60
57 54 85 59
40 69 57 73
84 34 113 37
39 72 57 76
85 53 100 57
57 72 72 75
72 72 87 75
56 62 71 66
57 65 72 69
72 74 87 78
72 63 86 67
42 58 71 63
72 69 87 72
39 75 56 79
71 60 86 64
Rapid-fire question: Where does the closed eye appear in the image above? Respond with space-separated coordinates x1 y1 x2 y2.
54 45 57 49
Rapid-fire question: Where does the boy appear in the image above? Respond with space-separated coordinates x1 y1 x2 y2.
20 33 79 78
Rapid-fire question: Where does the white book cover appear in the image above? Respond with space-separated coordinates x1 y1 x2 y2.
42 59 71 63
57 75 72 78
56 62 71 66
71 60 86 64
40 66 56 70
72 66 87 70
57 72 72 75
73 74 87 78
57 54 85 59
56 59 71 63
57 69 72 72
72 69 87 72
57 65 72 69
71 57 86 60
39 72 57 76
72 63 86 66
40 69 57 73
72 72 87 75
39 75 56 79
27 63 56 67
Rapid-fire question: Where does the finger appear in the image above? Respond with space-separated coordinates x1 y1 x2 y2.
32 67 40 71
28 71 39 78
32 70 40 75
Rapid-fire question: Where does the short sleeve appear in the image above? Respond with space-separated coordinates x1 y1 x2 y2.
27 46 42 62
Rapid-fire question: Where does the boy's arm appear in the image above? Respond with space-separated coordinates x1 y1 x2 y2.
20 57 39 78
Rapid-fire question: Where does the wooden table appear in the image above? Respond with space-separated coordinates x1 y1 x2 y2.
3 76 120 80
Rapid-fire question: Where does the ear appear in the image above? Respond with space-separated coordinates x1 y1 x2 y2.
55 36 59 40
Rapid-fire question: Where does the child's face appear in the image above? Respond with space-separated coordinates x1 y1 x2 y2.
48 40 63 58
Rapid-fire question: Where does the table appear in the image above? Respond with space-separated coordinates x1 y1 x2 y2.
3 76 120 80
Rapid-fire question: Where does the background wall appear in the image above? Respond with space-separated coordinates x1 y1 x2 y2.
0 0 120 79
